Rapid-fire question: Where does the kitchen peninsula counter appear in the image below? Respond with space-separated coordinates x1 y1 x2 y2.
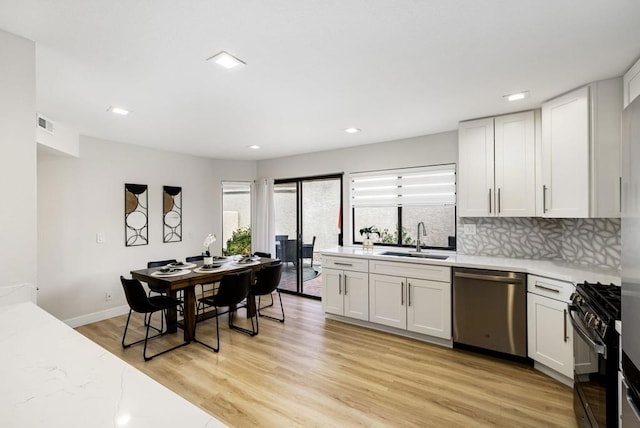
0 293 225 428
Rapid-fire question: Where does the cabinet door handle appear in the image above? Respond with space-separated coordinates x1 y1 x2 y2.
334 262 353 267
620 176 623 213
543 185 548 213
498 188 501 214
408 282 411 307
344 274 348 295
338 274 342 294
535 283 560 294
488 189 492 214
401 281 404 306
564 309 569 342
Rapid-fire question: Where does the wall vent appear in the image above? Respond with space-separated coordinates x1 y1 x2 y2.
36 113 55 135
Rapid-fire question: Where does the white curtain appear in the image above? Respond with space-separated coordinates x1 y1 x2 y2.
252 178 275 256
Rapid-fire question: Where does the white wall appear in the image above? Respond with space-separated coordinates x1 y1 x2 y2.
37 136 256 323
257 131 458 245
0 30 37 287
36 117 80 158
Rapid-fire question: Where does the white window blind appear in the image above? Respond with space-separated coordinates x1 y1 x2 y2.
350 164 456 207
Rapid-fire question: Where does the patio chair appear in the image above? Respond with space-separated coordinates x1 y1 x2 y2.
302 236 316 267
275 235 288 259
281 239 297 266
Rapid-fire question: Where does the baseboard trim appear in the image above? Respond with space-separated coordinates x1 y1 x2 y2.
64 305 129 328
325 313 453 348
533 361 573 388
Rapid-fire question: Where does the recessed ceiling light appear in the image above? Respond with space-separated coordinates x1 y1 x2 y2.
207 51 246 69
345 127 362 134
107 106 130 116
248 145 261 150
503 91 530 102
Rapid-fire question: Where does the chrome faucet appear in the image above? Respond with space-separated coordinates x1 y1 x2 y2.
416 221 426 252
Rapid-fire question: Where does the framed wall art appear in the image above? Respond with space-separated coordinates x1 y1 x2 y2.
163 185 182 243
124 183 148 246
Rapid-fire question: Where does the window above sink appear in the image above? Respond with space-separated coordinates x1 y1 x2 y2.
350 164 457 252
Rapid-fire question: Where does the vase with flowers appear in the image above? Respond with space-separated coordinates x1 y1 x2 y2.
359 226 380 253
202 233 216 265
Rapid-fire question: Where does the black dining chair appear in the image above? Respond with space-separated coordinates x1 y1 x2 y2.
147 259 177 269
120 276 188 361
193 269 257 352
144 259 178 331
251 262 285 333
186 255 217 301
253 251 271 258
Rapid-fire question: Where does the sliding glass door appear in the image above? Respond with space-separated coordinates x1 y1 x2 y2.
274 174 342 298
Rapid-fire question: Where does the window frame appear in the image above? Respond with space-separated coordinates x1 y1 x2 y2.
350 165 457 251
221 181 253 254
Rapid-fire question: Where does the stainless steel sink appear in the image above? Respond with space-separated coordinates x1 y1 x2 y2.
379 251 449 260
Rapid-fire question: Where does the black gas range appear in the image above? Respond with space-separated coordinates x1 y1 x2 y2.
570 282 621 427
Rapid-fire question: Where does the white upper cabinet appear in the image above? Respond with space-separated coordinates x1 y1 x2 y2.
539 78 622 218
458 117 494 217
540 86 590 217
494 111 537 217
458 111 536 217
624 57 640 108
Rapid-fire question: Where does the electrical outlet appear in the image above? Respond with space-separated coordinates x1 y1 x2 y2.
463 224 477 235
105 292 112 302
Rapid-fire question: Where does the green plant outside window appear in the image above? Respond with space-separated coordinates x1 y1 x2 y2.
223 226 251 256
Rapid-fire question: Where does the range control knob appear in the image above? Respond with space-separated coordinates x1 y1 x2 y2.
585 312 596 327
593 318 601 329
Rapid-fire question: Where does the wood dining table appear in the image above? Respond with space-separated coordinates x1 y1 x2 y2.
131 257 277 342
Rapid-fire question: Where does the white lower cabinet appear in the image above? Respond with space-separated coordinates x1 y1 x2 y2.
527 292 573 378
323 269 368 320
527 274 597 379
407 278 451 337
369 274 406 329
369 261 451 340
322 256 369 321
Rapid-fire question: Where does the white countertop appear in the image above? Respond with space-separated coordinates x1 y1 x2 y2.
0 301 225 428
321 247 621 285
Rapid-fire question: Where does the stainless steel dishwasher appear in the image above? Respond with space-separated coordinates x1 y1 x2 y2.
452 267 527 358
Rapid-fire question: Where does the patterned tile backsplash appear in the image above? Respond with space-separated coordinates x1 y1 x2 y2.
457 217 621 269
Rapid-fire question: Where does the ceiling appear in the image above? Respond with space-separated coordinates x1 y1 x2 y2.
1 1 639 161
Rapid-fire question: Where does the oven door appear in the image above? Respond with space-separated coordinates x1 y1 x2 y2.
570 306 608 427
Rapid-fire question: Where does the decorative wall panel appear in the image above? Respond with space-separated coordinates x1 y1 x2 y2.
163 186 182 243
124 183 148 246
457 217 621 269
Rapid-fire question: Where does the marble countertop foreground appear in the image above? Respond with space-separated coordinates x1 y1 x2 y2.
321 247 621 285
0 301 226 428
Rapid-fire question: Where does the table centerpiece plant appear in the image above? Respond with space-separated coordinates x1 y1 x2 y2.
202 233 216 264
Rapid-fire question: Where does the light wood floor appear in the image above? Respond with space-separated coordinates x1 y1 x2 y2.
77 294 576 427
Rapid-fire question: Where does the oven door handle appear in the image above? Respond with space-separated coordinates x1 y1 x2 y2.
624 378 640 421
568 306 607 358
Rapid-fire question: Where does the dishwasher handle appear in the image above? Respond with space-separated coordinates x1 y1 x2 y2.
454 271 523 283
